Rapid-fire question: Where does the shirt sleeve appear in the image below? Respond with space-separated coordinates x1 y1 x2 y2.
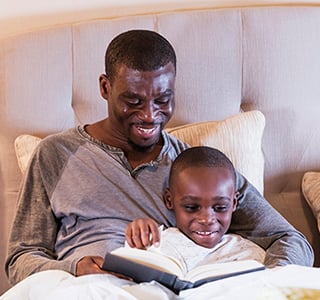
229 171 314 268
5 143 76 285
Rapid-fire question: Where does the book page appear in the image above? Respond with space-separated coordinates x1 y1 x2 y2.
111 246 184 278
184 259 265 282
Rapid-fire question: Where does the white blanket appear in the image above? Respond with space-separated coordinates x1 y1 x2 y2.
1 265 320 300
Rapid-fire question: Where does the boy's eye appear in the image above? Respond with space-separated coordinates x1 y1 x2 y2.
213 205 228 212
184 205 199 212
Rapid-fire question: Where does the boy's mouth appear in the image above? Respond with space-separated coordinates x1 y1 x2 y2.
194 231 215 236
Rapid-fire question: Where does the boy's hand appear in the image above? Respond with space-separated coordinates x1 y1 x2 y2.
125 218 160 249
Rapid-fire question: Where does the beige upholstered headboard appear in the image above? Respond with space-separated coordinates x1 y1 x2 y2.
1 5 320 293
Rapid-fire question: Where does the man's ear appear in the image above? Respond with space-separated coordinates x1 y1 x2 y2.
99 74 111 100
164 188 174 210
232 191 240 212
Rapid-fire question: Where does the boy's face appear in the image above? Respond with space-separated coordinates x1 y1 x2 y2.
164 166 238 248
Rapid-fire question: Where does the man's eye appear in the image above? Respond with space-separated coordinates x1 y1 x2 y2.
126 98 141 105
155 92 174 104
155 97 170 105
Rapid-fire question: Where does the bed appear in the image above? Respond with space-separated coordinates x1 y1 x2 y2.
1 2 320 297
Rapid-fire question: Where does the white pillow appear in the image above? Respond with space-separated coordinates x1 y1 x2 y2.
14 134 42 173
165 110 265 194
15 110 265 194
302 172 320 232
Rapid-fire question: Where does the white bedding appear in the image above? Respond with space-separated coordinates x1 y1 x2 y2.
1 265 320 300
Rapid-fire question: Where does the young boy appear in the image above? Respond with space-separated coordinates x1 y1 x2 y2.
125 146 265 271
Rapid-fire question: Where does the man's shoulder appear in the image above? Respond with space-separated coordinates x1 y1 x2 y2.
162 130 190 153
40 127 82 149
32 127 86 166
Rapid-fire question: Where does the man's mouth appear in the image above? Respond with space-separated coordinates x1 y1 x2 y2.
134 124 160 139
137 126 157 134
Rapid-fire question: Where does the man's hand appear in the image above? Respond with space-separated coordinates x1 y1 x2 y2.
76 256 105 276
125 218 160 249
76 256 132 280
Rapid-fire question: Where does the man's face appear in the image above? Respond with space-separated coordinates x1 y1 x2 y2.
100 62 175 151
165 166 238 249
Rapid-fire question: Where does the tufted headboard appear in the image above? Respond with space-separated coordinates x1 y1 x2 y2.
1 5 320 293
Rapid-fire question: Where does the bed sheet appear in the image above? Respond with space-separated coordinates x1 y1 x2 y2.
1 265 320 300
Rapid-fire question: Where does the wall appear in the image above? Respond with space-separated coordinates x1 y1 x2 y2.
0 0 320 39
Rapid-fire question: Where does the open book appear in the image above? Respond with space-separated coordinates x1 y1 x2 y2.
102 246 265 294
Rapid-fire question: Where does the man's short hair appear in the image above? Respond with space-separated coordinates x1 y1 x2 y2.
105 29 177 83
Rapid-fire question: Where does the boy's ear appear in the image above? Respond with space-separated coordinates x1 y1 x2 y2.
164 188 174 210
232 191 240 212
99 74 111 100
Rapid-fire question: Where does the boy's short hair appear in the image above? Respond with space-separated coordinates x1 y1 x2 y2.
169 146 236 186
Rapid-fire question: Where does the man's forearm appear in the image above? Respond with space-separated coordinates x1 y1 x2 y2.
6 251 75 285
263 231 314 268
232 171 314 267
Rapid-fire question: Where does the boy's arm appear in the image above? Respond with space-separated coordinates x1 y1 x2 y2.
125 218 160 249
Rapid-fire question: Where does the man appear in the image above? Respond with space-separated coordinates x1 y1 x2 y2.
5 29 313 285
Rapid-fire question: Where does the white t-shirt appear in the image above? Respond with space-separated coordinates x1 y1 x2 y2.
147 227 266 272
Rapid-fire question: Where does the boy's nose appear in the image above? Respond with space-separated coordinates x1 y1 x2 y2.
198 210 216 225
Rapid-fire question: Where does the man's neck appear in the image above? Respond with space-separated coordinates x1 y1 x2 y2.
85 120 163 169
125 143 162 169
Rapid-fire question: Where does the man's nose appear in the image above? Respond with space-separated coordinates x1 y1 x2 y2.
139 103 157 122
